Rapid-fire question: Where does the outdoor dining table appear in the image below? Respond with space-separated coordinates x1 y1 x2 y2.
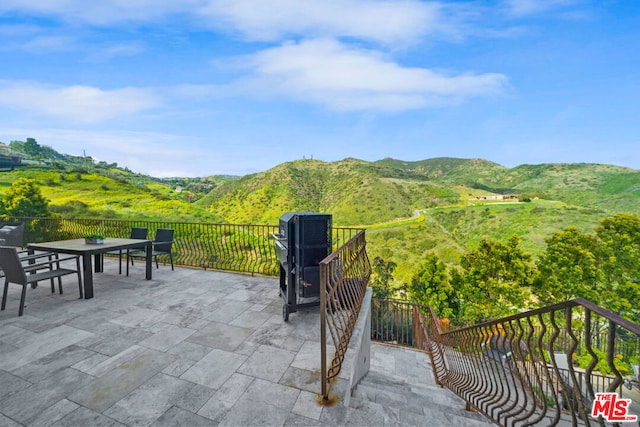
27 238 152 299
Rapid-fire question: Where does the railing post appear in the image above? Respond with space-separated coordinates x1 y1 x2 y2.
320 258 328 400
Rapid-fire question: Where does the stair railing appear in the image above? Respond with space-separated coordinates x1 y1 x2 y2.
320 230 371 401
422 298 640 426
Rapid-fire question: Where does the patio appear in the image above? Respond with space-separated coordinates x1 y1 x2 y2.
0 259 490 426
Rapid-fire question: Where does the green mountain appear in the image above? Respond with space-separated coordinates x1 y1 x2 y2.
195 157 639 282
197 157 639 223
2 144 639 285
196 158 461 225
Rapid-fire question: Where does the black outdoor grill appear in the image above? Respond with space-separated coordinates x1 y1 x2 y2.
273 212 332 321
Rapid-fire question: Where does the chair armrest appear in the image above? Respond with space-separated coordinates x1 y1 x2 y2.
19 251 57 262
23 255 80 271
49 255 80 263
152 241 172 246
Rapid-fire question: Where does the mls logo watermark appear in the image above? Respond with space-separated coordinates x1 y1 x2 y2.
591 392 638 422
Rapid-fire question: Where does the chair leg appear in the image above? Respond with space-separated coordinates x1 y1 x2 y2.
118 250 122 275
19 283 27 316
170 253 174 271
126 251 130 276
155 255 159 269
58 277 63 294
1 279 8 311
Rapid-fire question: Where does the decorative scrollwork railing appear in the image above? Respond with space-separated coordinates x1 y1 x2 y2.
11 217 362 276
422 298 640 426
320 230 371 400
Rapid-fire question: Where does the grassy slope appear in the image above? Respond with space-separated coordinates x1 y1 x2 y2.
0 169 224 222
366 200 606 283
197 157 639 285
3 157 639 287
197 158 461 225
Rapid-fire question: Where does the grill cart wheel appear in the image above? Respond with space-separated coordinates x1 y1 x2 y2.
283 304 289 322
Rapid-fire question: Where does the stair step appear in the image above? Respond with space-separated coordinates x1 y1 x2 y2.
353 344 493 425
349 396 491 425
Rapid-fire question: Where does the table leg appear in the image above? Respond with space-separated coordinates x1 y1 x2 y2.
83 254 94 299
95 253 103 272
145 242 152 280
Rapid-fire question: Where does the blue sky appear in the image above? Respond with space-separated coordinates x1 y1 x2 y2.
0 0 638 177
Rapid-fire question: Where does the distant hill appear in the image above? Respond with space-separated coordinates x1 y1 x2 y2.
195 158 461 225
193 156 639 283
196 157 639 225
374 157 508 182
2 143 639 285
0 168 226 223
0 139 235 221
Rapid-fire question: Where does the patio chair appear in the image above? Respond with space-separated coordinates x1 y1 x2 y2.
106 227 148 274
0 222 25 248
481 334 513 365
127 228 174 275
0 248 50 280
0 246 83 316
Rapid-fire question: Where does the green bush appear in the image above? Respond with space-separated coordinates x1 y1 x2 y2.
575 348 633 376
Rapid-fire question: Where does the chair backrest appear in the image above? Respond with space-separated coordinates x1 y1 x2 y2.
154 228 174 253
0 246 27 284
130 227 148 240
0 223 25 247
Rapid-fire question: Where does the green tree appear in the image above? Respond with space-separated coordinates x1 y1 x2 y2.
370 256 397 299
407 253 458 318
533 214 640 322
0 178 50 218
23 137 42 157
595 213 640 320
458 236 535 322
534 227 602 305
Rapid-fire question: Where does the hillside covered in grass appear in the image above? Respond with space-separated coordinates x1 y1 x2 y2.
196 156 638 225
2 142 639 286
193 156 639 283
0 169 225 223
196 158 462 225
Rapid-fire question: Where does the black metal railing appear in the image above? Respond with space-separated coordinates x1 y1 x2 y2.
320 230 371 401
371 298 417 347
11 217 363 276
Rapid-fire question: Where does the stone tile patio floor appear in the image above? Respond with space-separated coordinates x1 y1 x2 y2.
0 259 490 426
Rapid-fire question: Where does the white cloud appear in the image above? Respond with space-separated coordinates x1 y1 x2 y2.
199 0 445 44
0 0 453 45
234 39 507 112
0 81 161 123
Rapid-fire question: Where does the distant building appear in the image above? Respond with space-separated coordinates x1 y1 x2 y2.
472 194 519 201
